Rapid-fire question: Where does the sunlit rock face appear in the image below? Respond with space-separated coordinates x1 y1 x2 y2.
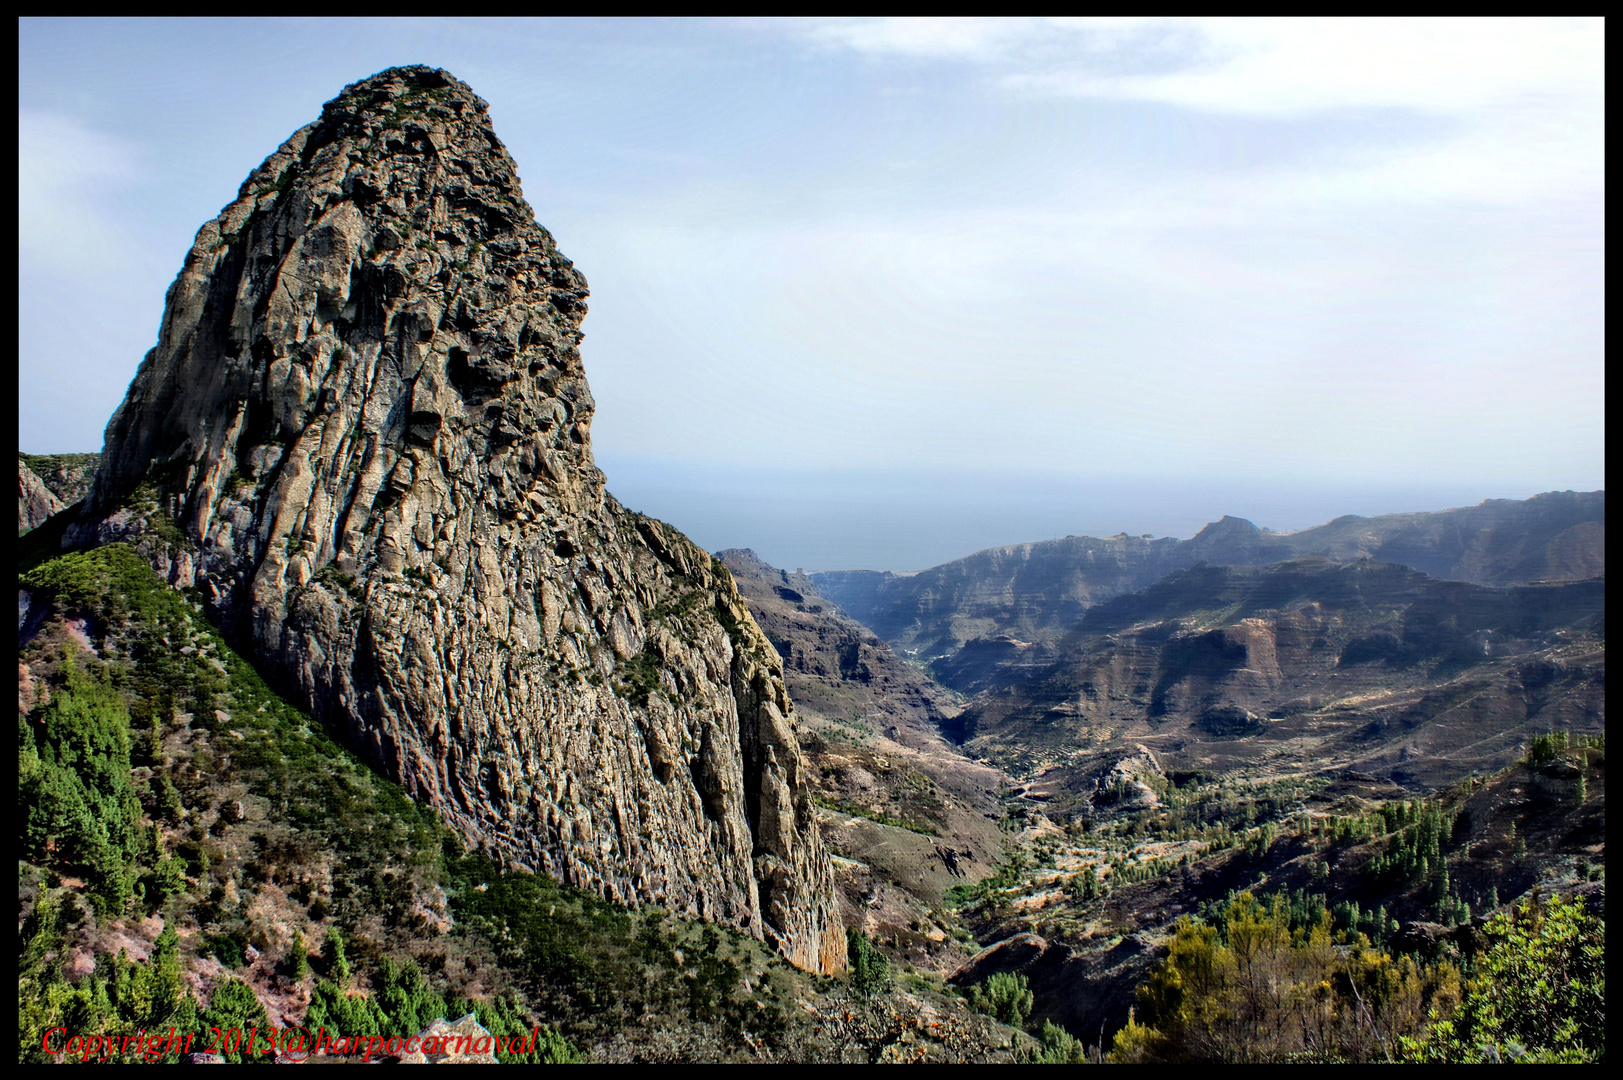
73 65 843 974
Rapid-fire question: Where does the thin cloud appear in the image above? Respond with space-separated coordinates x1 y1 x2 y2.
1029 18 1601 114
18 110 143 276
788 18 1603 115
778 18 1604 205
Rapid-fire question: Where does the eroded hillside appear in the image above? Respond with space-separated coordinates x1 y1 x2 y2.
813 492 1604 694
720 549 1007 973
956 559 1604 796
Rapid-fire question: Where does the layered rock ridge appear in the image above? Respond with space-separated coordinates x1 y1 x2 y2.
68 66 842 972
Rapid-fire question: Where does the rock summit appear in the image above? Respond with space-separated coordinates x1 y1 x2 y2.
70 66 843 972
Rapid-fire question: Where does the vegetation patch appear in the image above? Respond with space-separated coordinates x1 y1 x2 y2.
18 541 1021 1062
812 794 936 836
613 642 666 707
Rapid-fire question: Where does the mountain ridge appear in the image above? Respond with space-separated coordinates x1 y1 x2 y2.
811 490 1604 691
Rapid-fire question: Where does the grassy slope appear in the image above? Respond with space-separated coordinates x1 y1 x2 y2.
17 536 1019 1063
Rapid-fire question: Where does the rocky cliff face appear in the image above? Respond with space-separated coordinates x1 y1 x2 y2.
21 453 101 508
67 66 841 972
19 459 64 532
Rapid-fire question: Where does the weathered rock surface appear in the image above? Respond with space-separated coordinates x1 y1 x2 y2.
19 459 64 532
20 453 101 508
66 66 841 972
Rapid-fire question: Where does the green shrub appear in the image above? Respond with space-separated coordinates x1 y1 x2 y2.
846 928 891 997
206 931 248 969
1025 1019 1088 1063
966 971 1032 1027
1403 892 1604 1063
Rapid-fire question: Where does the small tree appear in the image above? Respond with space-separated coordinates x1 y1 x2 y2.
201 979 269 1063
153 856 188 902
323 925 350 984
847 928 890 997
288 930 309 981
967 971 1033 1027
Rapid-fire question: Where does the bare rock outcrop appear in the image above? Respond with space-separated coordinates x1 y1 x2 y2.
19 458 64 532
398 1014 499 1063
22 453 100 507
67 66 841 972
1093 745 1163 810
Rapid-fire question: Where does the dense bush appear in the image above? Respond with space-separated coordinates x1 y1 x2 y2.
1023 1019 1088 1063
966 972 1033 1027
1403 892 1604 1063
847 929 891 997
1112 892 1461 1062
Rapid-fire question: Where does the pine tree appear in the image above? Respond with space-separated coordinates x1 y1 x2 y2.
846 928 891 997
324 925 350 984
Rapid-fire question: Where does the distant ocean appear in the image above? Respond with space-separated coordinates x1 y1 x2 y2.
597 456 1528 574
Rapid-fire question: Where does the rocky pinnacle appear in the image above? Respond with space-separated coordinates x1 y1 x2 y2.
71 66 843 972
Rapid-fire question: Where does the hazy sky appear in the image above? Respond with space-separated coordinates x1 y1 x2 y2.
19 18 1605 569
